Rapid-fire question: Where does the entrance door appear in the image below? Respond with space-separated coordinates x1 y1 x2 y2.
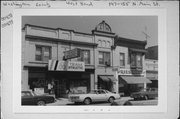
54 80 60 98
59 79 67 98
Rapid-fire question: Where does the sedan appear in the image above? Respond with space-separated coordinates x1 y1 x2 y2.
21 91 55 106
130 88 158 100
68 89 121 105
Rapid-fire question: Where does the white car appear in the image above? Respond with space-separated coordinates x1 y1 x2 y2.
68 89 121 105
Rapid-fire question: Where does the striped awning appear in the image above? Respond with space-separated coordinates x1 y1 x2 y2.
120 76 152 84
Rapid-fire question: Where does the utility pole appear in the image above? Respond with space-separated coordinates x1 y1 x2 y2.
142 26 151 48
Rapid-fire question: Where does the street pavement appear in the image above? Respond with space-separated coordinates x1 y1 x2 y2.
47 97 158 106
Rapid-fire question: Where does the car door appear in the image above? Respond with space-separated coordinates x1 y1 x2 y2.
96 90 108 102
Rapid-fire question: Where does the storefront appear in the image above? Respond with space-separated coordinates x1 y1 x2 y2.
47 70 92 98
27 61 94 98
117 69 152 96
97 75 117 93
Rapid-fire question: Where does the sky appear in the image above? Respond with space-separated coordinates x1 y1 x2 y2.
22 16 158 47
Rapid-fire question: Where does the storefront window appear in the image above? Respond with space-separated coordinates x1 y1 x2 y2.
35 45 51 62
77 50 90 64
98 51 111 66
120 53 125 67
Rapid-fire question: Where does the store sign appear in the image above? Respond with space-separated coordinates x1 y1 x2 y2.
63 48 81 60
67 61 85 71
117 69 146 76
48 60 85 72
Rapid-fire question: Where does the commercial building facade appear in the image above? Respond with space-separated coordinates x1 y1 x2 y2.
114 36 151 96
22 21 151 97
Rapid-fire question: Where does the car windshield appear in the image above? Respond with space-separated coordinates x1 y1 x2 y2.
88 90 98 94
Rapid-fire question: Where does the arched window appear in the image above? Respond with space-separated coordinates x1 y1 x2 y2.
106 41 110 47
102 41 106 47
98 40 102 47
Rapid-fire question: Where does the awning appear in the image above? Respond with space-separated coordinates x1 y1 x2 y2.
120 76 152 84
99 76 110 82
107 76 117 81
129 48 147 53
99 76 117 82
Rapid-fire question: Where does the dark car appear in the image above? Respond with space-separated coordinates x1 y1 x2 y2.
21 91 55 106
130 88 158 100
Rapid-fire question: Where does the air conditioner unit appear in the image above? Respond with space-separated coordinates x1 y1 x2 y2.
105 61 110 67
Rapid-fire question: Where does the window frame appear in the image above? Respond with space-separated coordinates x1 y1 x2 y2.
120 52 125 67
77 49 90 64
35 45 52 62
98 51 111 66
130 52 143 68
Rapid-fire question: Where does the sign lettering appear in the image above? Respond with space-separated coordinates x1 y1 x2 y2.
117 69 146 76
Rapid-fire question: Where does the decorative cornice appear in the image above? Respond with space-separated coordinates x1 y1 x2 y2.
25 35 98 47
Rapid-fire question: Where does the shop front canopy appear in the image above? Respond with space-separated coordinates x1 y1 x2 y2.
120 76 152 84
99 75 117 82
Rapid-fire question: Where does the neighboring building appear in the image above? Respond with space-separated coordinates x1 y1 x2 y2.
22 20 151 97
145 45 158 88
145 45 158 60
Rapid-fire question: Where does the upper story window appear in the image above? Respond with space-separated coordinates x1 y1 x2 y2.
120 53 125 67
35 45 51 62
136 54 142 67
77 49 90 64
99 51 111 66
130 52 142 68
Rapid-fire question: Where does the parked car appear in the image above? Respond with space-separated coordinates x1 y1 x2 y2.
21 91 55 106
130 88 158 100
68 89 121 105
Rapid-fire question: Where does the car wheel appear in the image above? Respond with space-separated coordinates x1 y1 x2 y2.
37 100 46 106
144 95 148 100
108 97 115 103
83 98 91 105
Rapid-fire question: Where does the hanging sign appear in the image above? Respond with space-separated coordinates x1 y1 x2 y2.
63 48 81 60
